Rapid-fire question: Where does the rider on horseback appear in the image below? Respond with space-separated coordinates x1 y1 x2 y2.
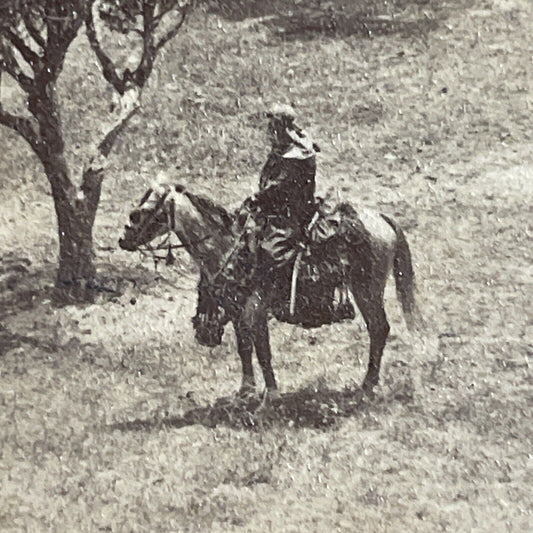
240 104 355 325
193 104 355 342
246 104 320 267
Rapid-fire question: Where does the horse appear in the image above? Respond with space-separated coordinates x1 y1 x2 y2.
119 182 420 398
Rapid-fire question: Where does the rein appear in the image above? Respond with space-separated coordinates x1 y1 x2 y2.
136 234 184 267
132 185 246 279
134 189 213 268
137 233 213 268
208 212 250 284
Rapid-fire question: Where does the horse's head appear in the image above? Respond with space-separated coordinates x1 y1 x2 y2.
119 182 180 252
119 178 235 255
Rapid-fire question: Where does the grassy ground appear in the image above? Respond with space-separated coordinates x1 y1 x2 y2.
1 0 532 531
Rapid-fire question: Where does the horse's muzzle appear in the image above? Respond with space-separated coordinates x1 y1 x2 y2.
192 312 225 347
118 237 136 251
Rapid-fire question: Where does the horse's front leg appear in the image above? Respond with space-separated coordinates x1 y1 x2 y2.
254 323 280 401
248 298 278 398
237 293 279 398
233 319 256 397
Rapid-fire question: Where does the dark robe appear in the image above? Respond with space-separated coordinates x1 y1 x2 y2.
257 150 317 229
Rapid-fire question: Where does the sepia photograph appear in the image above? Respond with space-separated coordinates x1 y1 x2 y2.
1 0 531 531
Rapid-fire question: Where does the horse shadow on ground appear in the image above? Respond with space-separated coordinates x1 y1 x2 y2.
108 385 404 432
209 0 444 40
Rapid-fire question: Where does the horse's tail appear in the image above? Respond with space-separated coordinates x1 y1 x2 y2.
381 214 420 332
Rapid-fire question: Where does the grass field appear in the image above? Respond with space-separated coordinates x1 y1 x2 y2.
1 0 532 531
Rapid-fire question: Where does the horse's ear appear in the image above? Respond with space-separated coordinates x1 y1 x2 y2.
151 171 173 196
138 188 153 206
154 171 168 185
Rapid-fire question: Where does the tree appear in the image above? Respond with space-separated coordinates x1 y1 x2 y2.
0 0 190 303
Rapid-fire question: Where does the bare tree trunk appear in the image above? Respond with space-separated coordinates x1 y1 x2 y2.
27 68 113 304
31 80 136 304
44 158 102 304
1 1 186 305
54 197 97 303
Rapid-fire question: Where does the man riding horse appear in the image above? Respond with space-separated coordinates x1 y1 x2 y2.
251 103 320 267
119 135 419 392
194 104 355 337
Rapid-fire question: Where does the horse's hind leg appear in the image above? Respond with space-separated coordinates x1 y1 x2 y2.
352 285 390 392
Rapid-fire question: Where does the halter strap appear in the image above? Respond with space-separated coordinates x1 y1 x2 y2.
168 197 176 232
135 185 241 281
132 189 170 245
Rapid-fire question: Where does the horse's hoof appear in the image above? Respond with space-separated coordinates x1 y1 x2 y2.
361 379 377 399
254 389 281 416
238 386 256 400
264 388 281 404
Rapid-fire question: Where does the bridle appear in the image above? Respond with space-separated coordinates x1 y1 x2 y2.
132 188 185 266
132 189 176 264
132 186 213 268
130 185 251 282
137 233 184 268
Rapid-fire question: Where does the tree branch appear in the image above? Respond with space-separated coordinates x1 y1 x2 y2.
134 0 157 87
80 166 105 223
4 29 41 69
84 86 141 173
98 104 139 157
86 0 127 94
154 1 172 22
42 4 86 76
0 104 41 154
62 3 88 47
22 9 46 50
79 89 139 219
44 3 67 46
0 40 34 91
87 1 189 92
156 5 188 52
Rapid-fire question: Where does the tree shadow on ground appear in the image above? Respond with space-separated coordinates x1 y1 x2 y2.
0 253 55 320
0 323 63 355
208 0 449 40
0 253 192 356
109 385 381 432
0 252 187 319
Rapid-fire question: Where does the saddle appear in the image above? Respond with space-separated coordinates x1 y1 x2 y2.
271 247 355 328
269 203 358 328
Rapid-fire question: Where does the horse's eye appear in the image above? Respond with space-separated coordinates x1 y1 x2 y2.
130 210 141 224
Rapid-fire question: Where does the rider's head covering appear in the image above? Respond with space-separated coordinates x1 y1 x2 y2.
264 103 320 154
265 103 299 150
266 103 296 126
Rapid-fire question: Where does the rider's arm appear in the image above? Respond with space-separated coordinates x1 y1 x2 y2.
253 168 290 206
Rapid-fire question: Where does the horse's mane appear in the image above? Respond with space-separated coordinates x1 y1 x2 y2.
175 184 234 233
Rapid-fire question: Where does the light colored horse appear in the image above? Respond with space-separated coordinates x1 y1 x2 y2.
119 182 420 397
